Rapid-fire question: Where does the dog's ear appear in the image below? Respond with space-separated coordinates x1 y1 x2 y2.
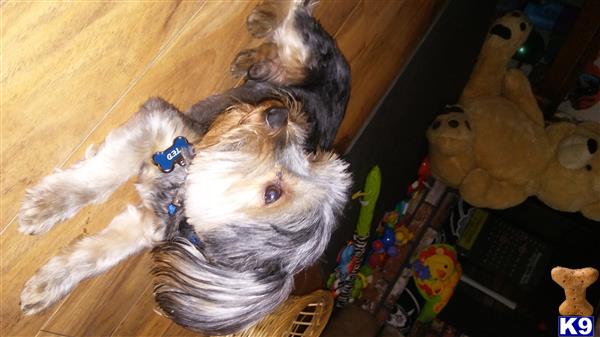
152 238 294 335
310 151 352 209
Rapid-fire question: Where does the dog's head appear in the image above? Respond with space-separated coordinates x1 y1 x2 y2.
152 97 351 335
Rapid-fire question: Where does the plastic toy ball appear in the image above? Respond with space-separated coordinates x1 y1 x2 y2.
372 240 384 252
368 252 386 268
381 227 396 248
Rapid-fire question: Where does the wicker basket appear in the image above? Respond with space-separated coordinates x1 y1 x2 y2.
227 290 334 337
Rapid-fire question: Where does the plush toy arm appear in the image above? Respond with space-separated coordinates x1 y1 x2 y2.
460 168 529 209
502 69 544 126
582 202 600 221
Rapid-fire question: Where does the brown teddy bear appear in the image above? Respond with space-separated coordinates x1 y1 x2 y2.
427 11 600 220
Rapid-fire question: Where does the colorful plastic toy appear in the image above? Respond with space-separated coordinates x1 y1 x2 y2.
395 225 414 246
333 166 382 306
411 244 461 322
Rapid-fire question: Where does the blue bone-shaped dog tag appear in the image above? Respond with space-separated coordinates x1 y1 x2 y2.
152 136 191 173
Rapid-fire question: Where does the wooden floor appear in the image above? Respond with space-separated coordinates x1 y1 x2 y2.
0 1 443 336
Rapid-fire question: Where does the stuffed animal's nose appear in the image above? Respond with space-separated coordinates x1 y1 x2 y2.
448 120 459 128
588 139 598 154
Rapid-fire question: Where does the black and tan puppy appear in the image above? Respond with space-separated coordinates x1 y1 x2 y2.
19 1 352 335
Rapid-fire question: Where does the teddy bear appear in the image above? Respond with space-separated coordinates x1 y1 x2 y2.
426 11 600 221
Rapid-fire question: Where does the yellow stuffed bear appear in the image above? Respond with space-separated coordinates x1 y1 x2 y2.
427 11 600 221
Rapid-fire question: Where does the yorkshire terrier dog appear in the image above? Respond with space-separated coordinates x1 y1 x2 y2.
18 1 351 335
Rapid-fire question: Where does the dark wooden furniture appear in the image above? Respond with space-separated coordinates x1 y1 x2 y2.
536 0 600 116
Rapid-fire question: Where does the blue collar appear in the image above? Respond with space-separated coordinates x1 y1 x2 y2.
152 136 192 173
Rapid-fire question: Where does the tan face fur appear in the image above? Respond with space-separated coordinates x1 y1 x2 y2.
185 99 350 233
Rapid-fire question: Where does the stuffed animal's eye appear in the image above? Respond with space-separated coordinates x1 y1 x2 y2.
520 22 527 31
264 185 282 204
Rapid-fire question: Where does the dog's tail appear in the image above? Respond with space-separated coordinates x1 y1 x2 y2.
152 238 294 335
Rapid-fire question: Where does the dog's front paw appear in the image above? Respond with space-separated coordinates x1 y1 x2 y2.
20 269 67 315
231 43 278 80
230 48 258 78
19 187 71 235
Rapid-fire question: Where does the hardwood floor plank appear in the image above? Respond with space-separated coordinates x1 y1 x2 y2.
0 2 204 229
0 184 140 337
110 285 172 337
333 0 445 151
41 253 153 336
36 330 72 337
314 0 360 36
162 322 206 337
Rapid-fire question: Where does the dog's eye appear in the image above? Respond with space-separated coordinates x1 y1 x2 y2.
264 185 282 204
265 107 288 129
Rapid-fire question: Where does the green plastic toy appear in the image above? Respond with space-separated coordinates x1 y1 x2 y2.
355 166 382 236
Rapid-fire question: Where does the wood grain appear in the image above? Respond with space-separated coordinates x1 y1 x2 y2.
1 1 205 230
110 285 172 337
0 183 140 337
37 331 71 337
41 253 152 336
333 0 445 151
1 1 442 336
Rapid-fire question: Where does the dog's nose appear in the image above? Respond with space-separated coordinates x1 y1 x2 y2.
266 107 288 129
